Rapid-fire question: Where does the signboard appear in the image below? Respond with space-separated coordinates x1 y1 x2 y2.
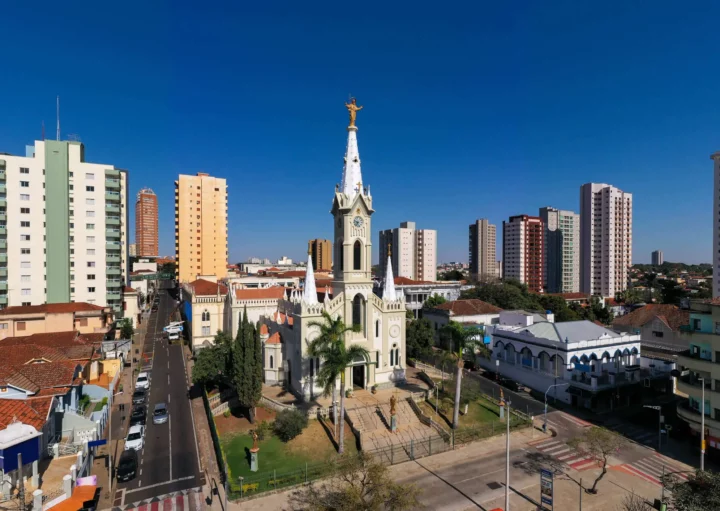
540 468 554 510
130 273 159 281
575 363 591 373
87 439 107 448
164 325 183 333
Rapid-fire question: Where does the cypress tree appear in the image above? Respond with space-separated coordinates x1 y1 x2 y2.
251 321 263 406
241 306 256 422
233 309 246 407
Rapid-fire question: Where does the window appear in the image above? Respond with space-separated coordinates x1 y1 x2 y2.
17 321 26 330
21 275 30 282
270 355 274 369
21 288 31 296
85 198 95 205
87 274 95 280
20 194 30 201
20 221 30 227
20 167 29 174
87 210 95 217
20 181 29 187
652 331 664 338
85 173 94 180
21 248 30 254
86 223 94 230
20 235 30 241
21 302 30 307
86 236 95 243
375 320 380 337
0 323 7 329
201 326 211 336
88 287 95 293
87 262 95 267
352 294 365 333
202 310 210 321
86 186 94 192
353 240 362 270
87 249 95 256
78 318 88 327
20 208 29 214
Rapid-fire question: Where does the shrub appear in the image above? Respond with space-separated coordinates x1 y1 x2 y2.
223 409 230 418
256 420 272 441
101 397 109 406
273 409 308 442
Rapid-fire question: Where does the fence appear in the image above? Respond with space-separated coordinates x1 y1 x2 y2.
202 387 227 484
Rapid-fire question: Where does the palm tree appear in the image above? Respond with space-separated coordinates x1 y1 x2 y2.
308 311 366 454
440 322 489 429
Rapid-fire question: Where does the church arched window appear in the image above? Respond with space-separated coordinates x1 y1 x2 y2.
338 238 344 271
352 294 365 334
270 355 274 369
375 320 379 337
202 310 209 321
353 240 362 270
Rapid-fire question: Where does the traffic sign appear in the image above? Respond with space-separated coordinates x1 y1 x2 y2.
540 469 554 509
88 439 107 448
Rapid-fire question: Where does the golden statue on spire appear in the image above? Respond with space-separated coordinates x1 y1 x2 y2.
345 98 363 127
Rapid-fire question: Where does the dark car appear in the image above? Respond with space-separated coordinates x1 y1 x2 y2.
129 405 146 426
499 378 519 392
132 389 146 405
117 449 138 482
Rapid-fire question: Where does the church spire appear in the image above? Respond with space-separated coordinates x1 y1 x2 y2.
382 244 397 301
302 249 318 305
340 98 364 198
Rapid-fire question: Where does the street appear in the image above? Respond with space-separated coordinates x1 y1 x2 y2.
113 282 204 508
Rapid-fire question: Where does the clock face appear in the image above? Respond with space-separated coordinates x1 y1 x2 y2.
390 325 401 338
353 216 364 228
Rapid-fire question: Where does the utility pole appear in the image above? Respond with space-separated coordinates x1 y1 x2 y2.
17 453 26 511
701 377 706 471
579 477 582 511
505 399 511 511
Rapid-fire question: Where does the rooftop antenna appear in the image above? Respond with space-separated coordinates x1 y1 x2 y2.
56 95 60 141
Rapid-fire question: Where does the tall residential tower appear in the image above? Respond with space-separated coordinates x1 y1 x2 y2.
308 239 332 271
0 140 128 311
713 152 720 298
580 183 632 297
502 215 544 293
468 219 497 281
135 188 158 257
651 250 663 266
379 222 437 282
539 207 580 293
174 172 228 283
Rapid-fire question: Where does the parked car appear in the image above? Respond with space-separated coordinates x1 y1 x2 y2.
153 403 169 424
168 332 179 341
132 389 146 405
117 449 138 482
135 372 150 390
125 425 145 451
129 405 147 426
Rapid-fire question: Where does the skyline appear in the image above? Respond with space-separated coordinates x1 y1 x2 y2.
1 2 718 264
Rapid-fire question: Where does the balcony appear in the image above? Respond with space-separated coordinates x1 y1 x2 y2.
0 240 6 249
106 267 121 276
105 178 121 190
105 191 121 202
105 205 120 214
0 295 6 304
0 225 5 235
677 375 714 398
106 255 121 263
0 255 6 264
0 199 6 208
106 242 121 251
0 282 7 291
677 402 720 432
0 184 5 194
0 268 6 278
0 213 5 222
678 349 717 372
106 279 122 288
106 216 121 226
106 291 121 300
104 168 120 178
106 228 122 239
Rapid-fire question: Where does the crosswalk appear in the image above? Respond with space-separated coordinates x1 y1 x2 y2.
529 438 598 471
114 488 205 510
614 453 692 487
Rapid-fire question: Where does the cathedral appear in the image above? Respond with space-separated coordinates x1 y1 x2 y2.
259 102 408 400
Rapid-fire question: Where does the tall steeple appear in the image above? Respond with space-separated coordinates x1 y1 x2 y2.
340 126 362 198
302 250 318 305
383 244 397 301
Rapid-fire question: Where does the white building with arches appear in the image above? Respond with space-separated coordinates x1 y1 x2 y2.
258 112 408 401
484 310 651 411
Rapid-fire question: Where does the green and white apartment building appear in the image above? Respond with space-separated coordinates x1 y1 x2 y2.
0 140 128 313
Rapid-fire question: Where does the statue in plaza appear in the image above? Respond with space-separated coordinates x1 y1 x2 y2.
499 388 505 407
252 430 259 450
390 393 397 417
345 97 363 127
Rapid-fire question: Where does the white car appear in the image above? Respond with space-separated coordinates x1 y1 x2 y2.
135 372 150 390
125 425 145 451
168 332 180 341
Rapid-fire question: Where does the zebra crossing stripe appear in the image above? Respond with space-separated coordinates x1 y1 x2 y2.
557 452 581 461
533 439 561 448
550 447 571 456
635 459 664 477
569 459 596 470
543 444 569 454
622 464 661 485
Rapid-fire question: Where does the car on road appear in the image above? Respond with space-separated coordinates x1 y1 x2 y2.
125 425 145 451
116 449 138 482
153 403 169 424
132 389 146 405
135 372 150 390
168 332 179 341
129 405 147 426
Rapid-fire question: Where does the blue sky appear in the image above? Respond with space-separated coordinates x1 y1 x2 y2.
1 1 718 264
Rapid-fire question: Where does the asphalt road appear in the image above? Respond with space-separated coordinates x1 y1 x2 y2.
115 282 202 504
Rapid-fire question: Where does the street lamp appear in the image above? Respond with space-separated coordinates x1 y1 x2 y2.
643 405 662 452
505 398 511 511
544 383 569 432
700 376 706 471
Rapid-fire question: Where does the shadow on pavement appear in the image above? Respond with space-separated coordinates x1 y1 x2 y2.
412 459 488 510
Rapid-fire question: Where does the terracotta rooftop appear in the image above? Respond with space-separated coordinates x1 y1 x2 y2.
431 299 503 316
0 397 54 431
124 286 137 293
235 287 286 300
272 311 294 326
274 271 307 278
266 332 282 344
259 324 269 335
188 279 228 296
394 277 436 285
1 331 100 347
613 304 690 332
0 302 106 316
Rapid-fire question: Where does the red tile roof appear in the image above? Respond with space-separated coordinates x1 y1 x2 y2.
431 299 503 316
274 271 307 278
0 398 53 431
259 324 269 335
188 279 228 296
266 332 282 344
14 361 79 390
235 287 286 300
272 311 294 326
0 331 99 347
394 277 435 285
124 286 137 293
612 304 690 332
0 303 106 316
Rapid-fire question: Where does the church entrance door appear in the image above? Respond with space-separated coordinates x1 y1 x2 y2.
352 364 365 389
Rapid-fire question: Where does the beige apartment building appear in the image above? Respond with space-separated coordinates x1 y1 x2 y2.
379 221 437 282
308 239 332 271
174 172 228 283
468 219 497 281
135 188 158 257
0 302 114 340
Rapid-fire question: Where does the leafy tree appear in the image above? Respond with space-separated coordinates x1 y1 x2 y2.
192 345 225 386
590 296 614 325
289 452 421 511
568 426 627 494
424 294 447 308
657 278 688 304
538 294 580 322
160 261 177 275
137 290 146 308
439 269 465 281
405 308 415 320
662 469 720 511
461 280 542 311
120 318 134 340
307 311 365 454
406 318 435 360
274 408 309 442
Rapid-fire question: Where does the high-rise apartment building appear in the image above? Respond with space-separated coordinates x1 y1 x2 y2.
539 207 580 293
468 219 497 281
580 183 632 297
0 140 128 311
379 221 437 282
174 172 228 283
308 239 332 271
135 188 158 257
714 152 720 298
502 215 544 293
651 250 663 266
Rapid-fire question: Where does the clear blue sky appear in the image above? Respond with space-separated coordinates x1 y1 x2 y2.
1 1 718 264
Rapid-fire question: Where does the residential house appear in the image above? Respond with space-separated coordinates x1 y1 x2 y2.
423 299 503 342
181 278 228 353
612 304 689 349
0 303 113 341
